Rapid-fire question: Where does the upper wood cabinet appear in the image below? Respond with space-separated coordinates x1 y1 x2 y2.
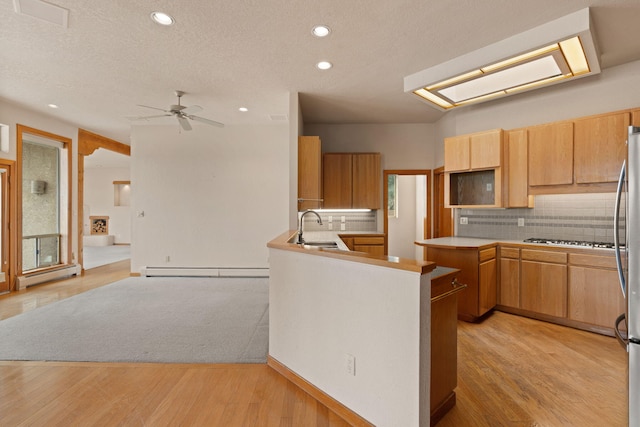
444 129 502 172
504 129 530 208
444 129 503 208
323 153 381 209
352 154 381 208
323 153 353 208
298 136 322 211
528 122 574 186
574 112 630 184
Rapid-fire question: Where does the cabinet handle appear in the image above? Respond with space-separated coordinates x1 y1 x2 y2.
431 279 468 302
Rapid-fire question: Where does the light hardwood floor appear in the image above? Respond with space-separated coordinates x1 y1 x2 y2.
0 261 628 426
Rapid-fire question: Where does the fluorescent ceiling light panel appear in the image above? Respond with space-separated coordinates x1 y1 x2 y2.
439 55 562 103
13 0 69 27
404 8 600 111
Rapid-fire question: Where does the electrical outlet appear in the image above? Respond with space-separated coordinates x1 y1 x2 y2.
341 216 346 223
518 218 525 227
460 217 468 225
328 215 333 223
328 223 333 230
486 183 493 192
340 223 346 231
345 353 356 376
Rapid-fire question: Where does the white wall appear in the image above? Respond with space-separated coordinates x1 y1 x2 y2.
130 123 290 273
84 167 131 244
304 123 437 170
269 248 431 426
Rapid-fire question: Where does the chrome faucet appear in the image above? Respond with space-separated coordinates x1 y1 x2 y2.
297 209 323 244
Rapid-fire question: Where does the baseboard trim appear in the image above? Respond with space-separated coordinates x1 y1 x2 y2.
130 272 141 277
141 267 269 278
430 391 456 426
267 355 374 427
16 264 81 290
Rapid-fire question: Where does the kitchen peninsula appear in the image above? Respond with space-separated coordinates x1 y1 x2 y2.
267 230 435 427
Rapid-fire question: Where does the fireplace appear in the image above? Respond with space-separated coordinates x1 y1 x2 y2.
90 216 109 235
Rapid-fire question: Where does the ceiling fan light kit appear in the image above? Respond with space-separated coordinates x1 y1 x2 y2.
130 90 224 131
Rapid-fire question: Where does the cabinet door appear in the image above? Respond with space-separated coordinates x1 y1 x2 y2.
323 154 352 208
568 266 625 328
632 109 640 127
471 129 502 170
505 129 529 208
499 257 520 308
521 261 567 317
352 154 381 209
298 136 322 210
528 122 574 186
574 112 630 184
479 258 497 316
444 135 470 172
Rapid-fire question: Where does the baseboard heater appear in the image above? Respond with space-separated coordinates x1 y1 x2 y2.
16 264 82 290
141 267 269 278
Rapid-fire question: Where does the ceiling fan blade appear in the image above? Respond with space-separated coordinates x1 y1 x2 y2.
137 104 168 112
127 114 172 121
181 105 203 115
177 116 192 131
189 115 224 128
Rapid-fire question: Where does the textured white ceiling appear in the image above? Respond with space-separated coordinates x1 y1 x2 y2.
2 0 640 144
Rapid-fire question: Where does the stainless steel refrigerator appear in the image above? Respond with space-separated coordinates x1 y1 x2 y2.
615 125 640 426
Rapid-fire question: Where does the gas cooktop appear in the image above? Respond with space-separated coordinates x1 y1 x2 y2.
523 238 620 250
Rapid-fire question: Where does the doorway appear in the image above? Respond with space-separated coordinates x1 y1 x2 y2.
77 129 130 272
383 170 431 260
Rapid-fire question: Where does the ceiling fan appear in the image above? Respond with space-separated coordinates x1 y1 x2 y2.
130 90 224 130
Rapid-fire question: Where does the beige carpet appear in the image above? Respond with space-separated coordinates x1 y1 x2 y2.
0 276 269 363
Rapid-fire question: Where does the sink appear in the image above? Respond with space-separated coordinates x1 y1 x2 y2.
301 241 339 249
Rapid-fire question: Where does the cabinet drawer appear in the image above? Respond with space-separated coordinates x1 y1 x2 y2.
521 249 567 264
353 236 385 245
479 247 497 263
500 247 520 259
569 253 617 269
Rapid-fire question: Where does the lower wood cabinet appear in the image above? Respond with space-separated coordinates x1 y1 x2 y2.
425 246 497 322
568 253 625 330
498 246 520 307
497 245 622 335
339 234 386 256
520 258 567 318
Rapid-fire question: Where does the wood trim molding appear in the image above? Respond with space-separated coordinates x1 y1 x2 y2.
267 355 375 427
78 128 130 156
16 124 73 277
77 129 130 272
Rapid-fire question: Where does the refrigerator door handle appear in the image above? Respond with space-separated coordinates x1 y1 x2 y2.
614 160 626 298
615 313 628 350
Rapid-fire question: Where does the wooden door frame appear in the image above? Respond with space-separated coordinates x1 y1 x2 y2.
0 159 16 292
77 129 130 273
17 124 73 278
433 166 454 238
383 169 432 255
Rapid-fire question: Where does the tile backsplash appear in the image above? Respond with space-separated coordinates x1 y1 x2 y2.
457 193 624 243
300 210 378 233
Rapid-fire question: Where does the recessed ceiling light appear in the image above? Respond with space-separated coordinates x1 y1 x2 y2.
239 107 248 112
312 25 331 37
316 61 332 70
48 104 59 109
150 11 174 26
